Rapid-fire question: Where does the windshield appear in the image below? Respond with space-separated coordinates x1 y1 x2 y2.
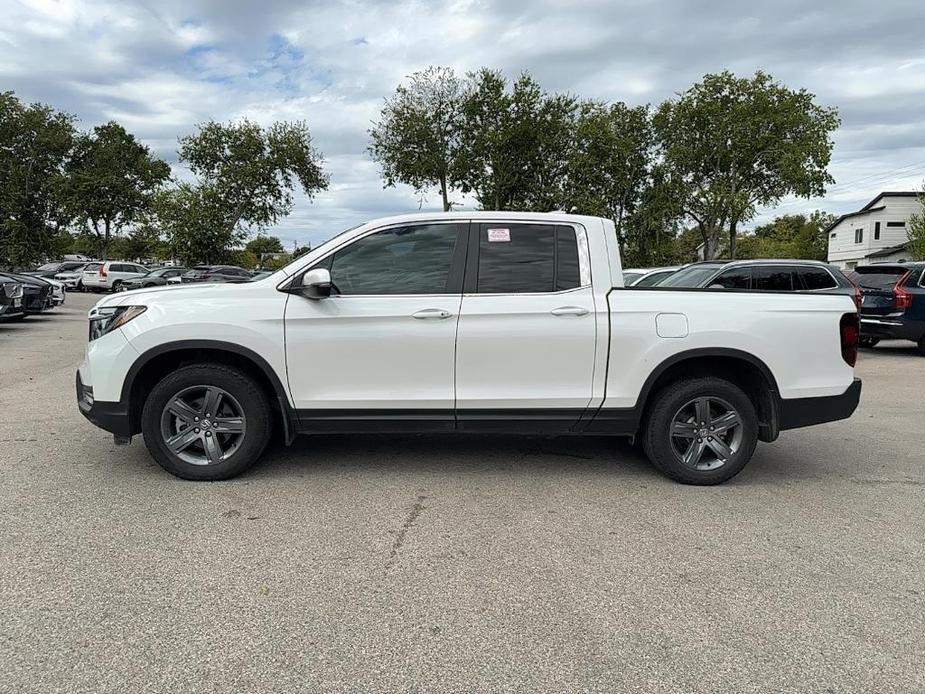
658 264 724 287
622 272 643 285
37 263 59 271
850 267 908 289
636 270 676 287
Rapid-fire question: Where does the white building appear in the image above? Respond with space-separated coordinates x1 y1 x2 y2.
826 191 921 269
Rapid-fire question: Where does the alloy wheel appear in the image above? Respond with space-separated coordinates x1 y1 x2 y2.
669 396 744 471
159 385 246 465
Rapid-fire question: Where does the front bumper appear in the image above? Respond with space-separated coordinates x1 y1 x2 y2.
778 378 862 431
76 371 132 437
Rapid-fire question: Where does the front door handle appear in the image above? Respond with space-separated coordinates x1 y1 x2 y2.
412 308 453 320
550 306 589 316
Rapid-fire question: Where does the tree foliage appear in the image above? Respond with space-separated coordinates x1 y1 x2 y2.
59 121 170 259
155 183 246 265
654 71 840 259
735 211 835 260
0 92 75 267
456 69 577 211
908 191 925 261
245 233 285 256
179 118 329 238
565 101 653 255
369 66 463 211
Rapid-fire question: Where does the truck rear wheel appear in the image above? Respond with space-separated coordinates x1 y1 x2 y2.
141 364 272 480
642 377 758 485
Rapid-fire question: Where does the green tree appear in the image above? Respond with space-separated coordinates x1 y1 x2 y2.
622 166 686 267
739 211 835 260
456 69 577 211
179 118 329 241
155 183 245 265
292 244 311 258
245 234 285 256
565 101 653 256
59 121 170 259
369 66 463 211
655 71 840 259
908 190 925 260
0 91 75 267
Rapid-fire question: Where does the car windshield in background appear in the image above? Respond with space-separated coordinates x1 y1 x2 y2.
635 270 675 287
851 267 908 289
622 272 643 284
658 264 723 287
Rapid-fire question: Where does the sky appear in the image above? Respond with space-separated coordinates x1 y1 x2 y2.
3 0 925 249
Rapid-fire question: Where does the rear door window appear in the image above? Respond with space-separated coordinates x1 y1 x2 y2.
475 224 581 293
752 267 796 291
799 268 838 290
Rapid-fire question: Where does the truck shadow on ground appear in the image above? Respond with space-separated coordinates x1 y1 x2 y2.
237 432 801 486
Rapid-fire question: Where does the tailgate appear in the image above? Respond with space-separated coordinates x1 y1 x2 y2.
851 267 908 317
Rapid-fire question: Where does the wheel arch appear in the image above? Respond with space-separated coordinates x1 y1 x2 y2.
123 340 295 442
635 348 781 443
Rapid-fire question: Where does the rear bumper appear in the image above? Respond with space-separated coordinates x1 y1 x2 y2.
778 378 862 431
76 371 132 437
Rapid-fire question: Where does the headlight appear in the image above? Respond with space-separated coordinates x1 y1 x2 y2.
88 305 147 341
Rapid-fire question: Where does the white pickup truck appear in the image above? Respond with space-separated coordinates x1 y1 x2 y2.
77 212 862 484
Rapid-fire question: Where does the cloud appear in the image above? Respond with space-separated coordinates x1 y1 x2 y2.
3 0 925 244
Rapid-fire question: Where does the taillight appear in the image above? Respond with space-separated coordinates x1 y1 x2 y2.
99 265 107 278
893 272 912 309
847 278 862 311
840 313 859 367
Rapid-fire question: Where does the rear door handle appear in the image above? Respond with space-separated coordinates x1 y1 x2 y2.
412 308 453 320
550 306 589 316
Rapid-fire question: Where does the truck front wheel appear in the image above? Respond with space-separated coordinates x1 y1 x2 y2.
642 377 758 485
141 364 272 480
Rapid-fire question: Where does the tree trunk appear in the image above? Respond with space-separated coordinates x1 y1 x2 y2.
439 175 450 212
728 217 738 260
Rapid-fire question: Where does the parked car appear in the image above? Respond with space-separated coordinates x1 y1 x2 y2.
0 278 24 321
657 259 858 301
0 272 52 315
31 261 89 279
849 263 925 353
81 261 149 293
180 265 253 283
78 212 861 485
249 270 274 281
44 277 66 306
117 267 190 291
623 266 680 287
54 263 91 291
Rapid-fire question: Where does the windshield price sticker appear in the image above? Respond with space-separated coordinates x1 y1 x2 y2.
487 228 511 242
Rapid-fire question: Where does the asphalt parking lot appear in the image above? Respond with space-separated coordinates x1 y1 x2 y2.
1 292 923 693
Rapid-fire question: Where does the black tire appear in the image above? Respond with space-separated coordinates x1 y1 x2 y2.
918 335 925 356
642 377 758 485
859 337 880 349
141 364 272 480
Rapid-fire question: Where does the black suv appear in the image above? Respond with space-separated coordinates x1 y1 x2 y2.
850 263 925 354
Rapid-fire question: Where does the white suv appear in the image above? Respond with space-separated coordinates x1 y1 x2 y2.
82 261 149 293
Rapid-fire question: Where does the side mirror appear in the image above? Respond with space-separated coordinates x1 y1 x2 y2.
299 267 332 299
